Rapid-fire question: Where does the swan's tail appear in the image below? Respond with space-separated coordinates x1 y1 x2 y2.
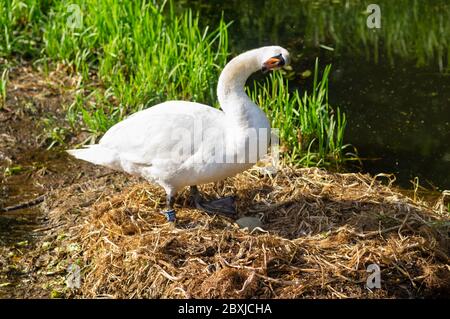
67 144 118 168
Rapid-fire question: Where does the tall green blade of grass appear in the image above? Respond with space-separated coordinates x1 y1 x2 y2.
0 67 8 108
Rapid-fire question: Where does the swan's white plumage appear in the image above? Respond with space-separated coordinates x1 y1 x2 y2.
68 46 290 198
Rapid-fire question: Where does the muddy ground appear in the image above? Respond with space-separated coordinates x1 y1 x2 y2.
0 63 114 297
0 64 449 299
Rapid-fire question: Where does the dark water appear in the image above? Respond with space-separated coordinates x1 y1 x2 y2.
178 0 450 190
330 56 450 190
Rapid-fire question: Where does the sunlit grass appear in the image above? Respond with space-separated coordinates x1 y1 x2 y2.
0 0 47 58
249 59 355 168
0 68 8 108
42 0 230 135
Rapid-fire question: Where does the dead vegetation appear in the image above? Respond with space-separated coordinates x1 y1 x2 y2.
38 167 449 298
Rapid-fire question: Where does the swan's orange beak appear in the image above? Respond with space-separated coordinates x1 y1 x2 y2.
262 54 285 73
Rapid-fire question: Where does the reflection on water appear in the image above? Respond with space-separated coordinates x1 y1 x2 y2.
178 0 450 189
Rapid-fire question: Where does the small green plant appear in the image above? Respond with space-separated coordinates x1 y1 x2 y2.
0 68 8 108
4 165 25 176
40 117 70 149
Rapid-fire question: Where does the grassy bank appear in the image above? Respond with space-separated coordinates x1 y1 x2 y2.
1 0 351 167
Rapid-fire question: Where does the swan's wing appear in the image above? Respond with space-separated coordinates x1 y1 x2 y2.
99 101 225 166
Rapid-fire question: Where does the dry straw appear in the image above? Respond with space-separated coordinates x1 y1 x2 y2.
42 167 449 298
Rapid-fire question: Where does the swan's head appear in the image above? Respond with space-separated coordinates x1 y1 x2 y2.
260 46 290 73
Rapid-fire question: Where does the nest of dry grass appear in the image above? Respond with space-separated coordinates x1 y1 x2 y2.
41 167 449 298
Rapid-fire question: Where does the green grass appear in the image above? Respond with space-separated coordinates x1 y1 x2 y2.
41 0 230 135
0 0 353 168
0 67 8 108
39 116 71 150
250 59 354 168
0 0 42 58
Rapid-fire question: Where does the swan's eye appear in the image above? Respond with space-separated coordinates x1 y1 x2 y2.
262 54 285 72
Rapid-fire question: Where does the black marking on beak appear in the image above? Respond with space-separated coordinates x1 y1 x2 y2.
262 54 285 73
276 54 286 67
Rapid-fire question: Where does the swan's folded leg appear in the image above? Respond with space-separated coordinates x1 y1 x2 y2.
162 194 176 222
190 186 237 217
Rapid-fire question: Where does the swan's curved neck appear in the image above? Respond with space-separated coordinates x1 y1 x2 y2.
217 50 260 120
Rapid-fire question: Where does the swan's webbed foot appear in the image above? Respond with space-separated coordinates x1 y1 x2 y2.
190 185 237 217
196 196 237 216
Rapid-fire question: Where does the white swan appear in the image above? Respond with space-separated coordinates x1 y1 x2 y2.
68 46 290 222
